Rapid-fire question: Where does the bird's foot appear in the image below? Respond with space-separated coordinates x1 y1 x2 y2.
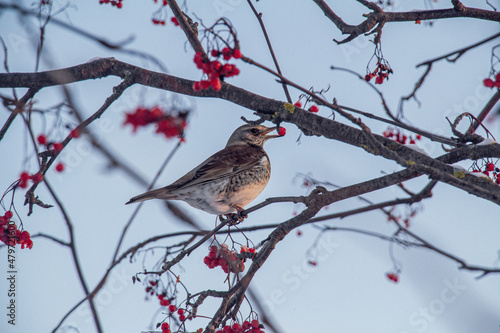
224 206 248 225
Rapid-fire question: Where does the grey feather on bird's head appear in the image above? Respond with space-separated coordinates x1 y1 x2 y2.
225 124 281 148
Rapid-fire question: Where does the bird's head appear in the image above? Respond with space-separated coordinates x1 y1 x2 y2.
226 124 281 148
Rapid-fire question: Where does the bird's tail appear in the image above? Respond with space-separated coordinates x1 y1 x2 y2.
125 188 173 205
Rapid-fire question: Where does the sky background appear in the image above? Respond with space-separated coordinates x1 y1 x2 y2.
1 0 500 332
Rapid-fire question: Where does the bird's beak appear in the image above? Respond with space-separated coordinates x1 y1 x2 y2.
262 126 282 139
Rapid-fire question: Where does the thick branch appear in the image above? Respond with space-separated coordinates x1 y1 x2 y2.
2 59 500 206
313 0 500 44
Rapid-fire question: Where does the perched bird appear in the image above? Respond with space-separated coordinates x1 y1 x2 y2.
126 124 281 218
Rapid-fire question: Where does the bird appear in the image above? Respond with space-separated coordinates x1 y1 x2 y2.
126 124 281 219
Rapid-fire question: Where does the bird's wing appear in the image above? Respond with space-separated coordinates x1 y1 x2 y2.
166 145 267 191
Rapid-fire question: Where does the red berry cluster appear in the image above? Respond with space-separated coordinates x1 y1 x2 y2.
483 73 500 89
386 272 399 283
37 134 65 152
365 62 393 84
211 47 242 61
239 246 256 255
123 106 187 140
383 127 422 144
151 1 173 25
145 280 189 333
18 172 43 189
152 18 166 25
37 128 79 173
0 211 33 249
192 48 241 92
203 244 245 274
98 0 123 8
293 100 320 113
37 137 65 173
471 162 500 184
216 320 264 333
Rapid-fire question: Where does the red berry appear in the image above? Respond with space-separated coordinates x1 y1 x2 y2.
200 80 211 90
37 134 47 145
55 162 64 172
170 17 180 26
221 47 231 60
70 128 80 138
116 1 122 8
211 49 219 58
161 322 169 330
484 78 494 88
386 272 399 283
294 100 302 107
150 107 163 120
168 304 176 312
375 75 385 84
277 127 286 136
160 299 170 306
20 172 30 182
250 319 259 328
52 142 64 152
309 105 319 113
486 163 495 172
210 78 222 91
4 211 13 220
31 173 44 183
179 314 186 321
177 309 184 315
210 60 222 72
232 49 242 59
193 81 202 92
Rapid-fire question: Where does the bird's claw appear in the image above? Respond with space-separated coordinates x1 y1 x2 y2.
223 207 247 225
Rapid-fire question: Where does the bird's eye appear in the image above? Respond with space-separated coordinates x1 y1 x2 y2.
250 128 259 135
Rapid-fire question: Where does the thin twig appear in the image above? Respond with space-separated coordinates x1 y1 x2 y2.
247 0 292 103
43 178 103 333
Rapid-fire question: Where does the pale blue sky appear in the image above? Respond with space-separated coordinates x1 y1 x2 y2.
1 1 499 332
